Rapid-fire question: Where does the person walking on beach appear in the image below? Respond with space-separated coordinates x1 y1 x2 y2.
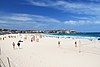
75 41 77 47
17 42 20 49
12 42 15 49
58 41 61 47
3 38 4 40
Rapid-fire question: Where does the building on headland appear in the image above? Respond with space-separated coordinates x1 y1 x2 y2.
0 29 78 35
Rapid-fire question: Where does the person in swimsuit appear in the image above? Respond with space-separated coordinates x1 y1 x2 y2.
12 42 15 49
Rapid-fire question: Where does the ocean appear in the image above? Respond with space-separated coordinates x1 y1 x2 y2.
47 33 100 40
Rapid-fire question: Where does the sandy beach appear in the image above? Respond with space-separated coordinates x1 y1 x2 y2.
0 34 100 67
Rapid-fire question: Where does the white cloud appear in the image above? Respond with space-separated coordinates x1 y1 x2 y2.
0 20 8 23
0 13 61 29
95 21 100 24
30 15 60 23
6 16 32 21
64 20 95 25
30 1 48 6
27 0 100 15
0 13 60 23
0 12 100 30
26 0 100 26
64 20 77 25
0 12 64 30
0 14 32 21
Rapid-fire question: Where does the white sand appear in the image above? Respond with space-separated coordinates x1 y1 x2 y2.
0 34 100 67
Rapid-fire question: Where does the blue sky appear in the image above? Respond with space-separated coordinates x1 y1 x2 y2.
0 0 100 32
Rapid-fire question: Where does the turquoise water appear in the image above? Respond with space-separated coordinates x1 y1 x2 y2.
53 33 100 37
47 33 100 39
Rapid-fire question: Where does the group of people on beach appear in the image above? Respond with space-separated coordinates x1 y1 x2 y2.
12 40 22 49
31 36 40 42
57 41 79 47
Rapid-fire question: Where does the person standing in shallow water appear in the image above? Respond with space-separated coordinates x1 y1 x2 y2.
12 42 15 49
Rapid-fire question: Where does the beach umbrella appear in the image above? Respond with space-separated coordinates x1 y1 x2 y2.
18 40 23 42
